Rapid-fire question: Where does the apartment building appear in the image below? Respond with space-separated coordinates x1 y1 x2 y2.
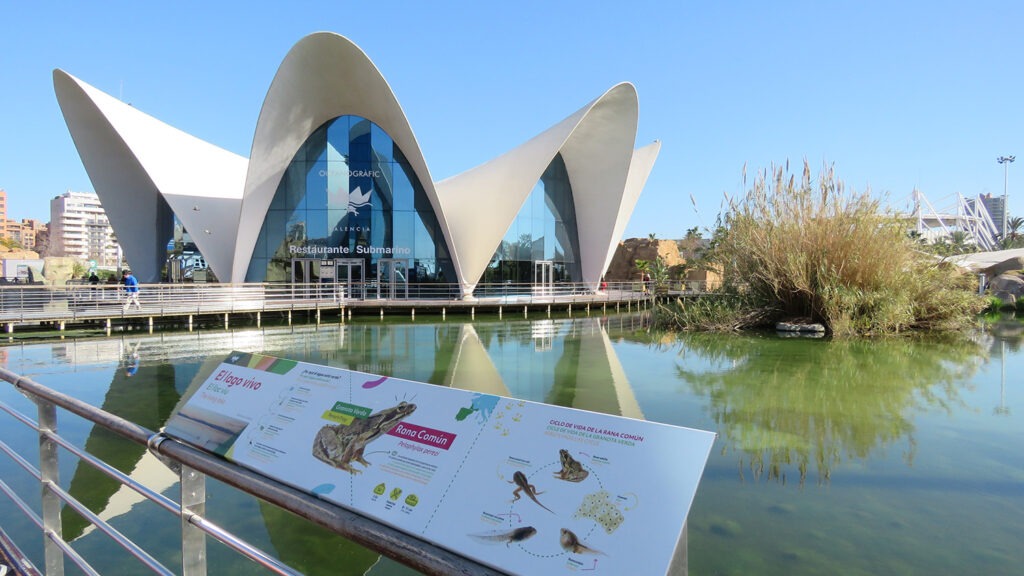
50 191 119 265
980 193 1008 237
0 190 48 251
10 219 47 252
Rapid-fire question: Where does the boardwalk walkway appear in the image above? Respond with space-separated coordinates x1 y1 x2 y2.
0 281 655 334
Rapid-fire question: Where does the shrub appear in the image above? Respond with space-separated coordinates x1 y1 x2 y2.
984 295 1005 313
660 161 986 335
654 292 775 332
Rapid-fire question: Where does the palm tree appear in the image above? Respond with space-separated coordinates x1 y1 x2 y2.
948 231 974 255
649 256 670 295
0 238 23 250
635 259 651 293
1006 216 1024 248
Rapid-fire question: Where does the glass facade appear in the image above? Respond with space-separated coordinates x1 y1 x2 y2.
481 154 581 287
246 117 580 296
246 116 455 292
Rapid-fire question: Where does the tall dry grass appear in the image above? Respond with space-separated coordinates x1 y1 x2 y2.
662 162 984 335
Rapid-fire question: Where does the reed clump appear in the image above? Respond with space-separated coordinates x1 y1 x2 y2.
657 162 985 336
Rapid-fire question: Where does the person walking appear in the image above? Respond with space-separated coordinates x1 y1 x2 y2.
122 270 141 311
123 341 141 377
88 271 100 301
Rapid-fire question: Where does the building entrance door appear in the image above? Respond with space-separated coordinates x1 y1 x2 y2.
534 260 554 296
291 258 321 298
377 259 409 300
335 258 366 300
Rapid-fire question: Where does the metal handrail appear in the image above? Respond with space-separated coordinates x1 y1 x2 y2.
0 366 504 576
0 280 692 328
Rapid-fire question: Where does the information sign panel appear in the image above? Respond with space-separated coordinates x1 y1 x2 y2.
164 351 715 575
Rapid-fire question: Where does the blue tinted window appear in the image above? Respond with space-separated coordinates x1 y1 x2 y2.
325 165 350 211
392 211 415 254
348 120 372 161
305 125 328 163
306 210 327 244
249 114 453 292
392 163 415 211
371 161 394 210
326 117 349 162
371 124 394 163
305 162 327 211
485 154 580 286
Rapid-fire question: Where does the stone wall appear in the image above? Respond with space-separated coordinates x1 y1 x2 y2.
604 238 685 281
604 238 722 288
42 257 81 285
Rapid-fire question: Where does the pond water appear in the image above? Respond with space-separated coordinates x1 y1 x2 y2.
0 313 1021 575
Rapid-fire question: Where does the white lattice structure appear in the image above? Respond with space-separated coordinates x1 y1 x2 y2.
910 189 1001 251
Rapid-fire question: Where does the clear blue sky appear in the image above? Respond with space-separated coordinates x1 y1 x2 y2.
2 0 1022 239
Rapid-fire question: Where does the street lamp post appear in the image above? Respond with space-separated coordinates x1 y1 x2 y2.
997 155 1015 240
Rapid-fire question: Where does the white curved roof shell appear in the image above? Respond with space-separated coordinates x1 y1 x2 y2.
54 32 658 294
54 71 247 283
235 33 447 283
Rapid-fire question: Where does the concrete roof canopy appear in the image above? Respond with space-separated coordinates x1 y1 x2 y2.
53 71 247 283
54 32 658 294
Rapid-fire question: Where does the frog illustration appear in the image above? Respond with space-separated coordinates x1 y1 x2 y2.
559 528 604 555
510 470 554 513
312 401 416 474
553 448 589 482
469 526 537 547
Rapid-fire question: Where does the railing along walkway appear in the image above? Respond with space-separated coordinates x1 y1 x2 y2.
0 366 503 576
0 281 676 333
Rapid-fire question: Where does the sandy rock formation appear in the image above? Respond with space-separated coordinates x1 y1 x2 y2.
604 238 685 281
0 245 40 260
983 256 1024 278
988 272 1024 306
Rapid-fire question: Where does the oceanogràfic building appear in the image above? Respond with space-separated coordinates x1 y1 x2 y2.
54 32 659 299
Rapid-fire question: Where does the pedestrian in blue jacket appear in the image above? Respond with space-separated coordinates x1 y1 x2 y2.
122 270 141 311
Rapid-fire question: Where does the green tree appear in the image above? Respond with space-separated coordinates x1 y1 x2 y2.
677 227 703 255
1004 216 1024 248
0 238 23 250
635 259 651 293
634 258 651 278
71 260 88 278
947 231 975 255
649 256 670 294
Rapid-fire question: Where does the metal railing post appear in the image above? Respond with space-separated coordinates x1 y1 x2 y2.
37 400 65 576
2 354 508 576
180 464 208 576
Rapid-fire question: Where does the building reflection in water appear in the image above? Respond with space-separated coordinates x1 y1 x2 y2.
8 313 992 574
25 314 649 573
